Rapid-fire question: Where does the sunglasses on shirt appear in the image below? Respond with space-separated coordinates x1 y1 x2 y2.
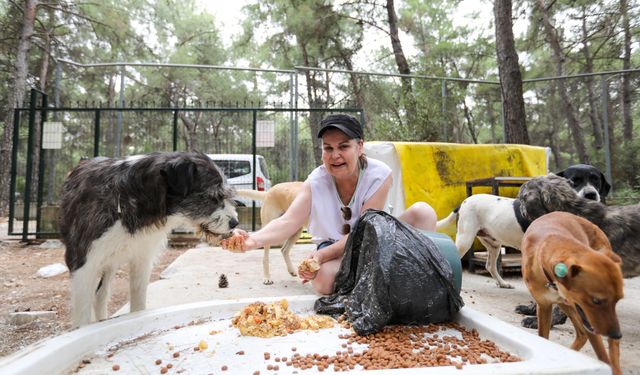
341 206 352 235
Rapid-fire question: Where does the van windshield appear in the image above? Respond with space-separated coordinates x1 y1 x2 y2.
213 160 251 179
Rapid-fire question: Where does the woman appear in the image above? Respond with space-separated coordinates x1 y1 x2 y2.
221 114 437 295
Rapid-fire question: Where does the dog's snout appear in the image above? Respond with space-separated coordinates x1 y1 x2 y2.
584 192 598 201
608 328 622 340
229 217 239 229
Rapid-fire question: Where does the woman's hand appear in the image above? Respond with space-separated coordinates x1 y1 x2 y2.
220 229 256 253
298 252 321 283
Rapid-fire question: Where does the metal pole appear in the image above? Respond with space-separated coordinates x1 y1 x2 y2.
94 110 101 156
600 76 613 192
293 73 299 181
172 109 179 151
22 89 39 241
289 73 295 181
115 66 124 157
441 80 447 142
252 110 257 231
35 94 49 236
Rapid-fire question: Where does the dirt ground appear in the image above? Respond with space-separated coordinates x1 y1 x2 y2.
0 237 186 358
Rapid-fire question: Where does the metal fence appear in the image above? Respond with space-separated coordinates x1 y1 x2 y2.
8 88 362 240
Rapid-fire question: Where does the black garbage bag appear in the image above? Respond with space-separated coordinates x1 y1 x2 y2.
314 209 464 335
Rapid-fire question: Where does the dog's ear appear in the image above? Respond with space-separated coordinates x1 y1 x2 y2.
556 169 566 178
569 264 582 278
599 172 611 199
162 158 197 197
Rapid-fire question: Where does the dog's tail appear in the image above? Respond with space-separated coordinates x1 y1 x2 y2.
435 207 459 230
235 189 268 202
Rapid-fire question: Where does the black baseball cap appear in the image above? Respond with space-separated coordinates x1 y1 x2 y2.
317 114 364 140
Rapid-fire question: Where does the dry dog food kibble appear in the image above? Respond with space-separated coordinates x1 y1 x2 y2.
254 323 520 372
111 364 120 371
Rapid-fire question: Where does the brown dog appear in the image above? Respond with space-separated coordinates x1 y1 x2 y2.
236 181 305 285
521 211 623 374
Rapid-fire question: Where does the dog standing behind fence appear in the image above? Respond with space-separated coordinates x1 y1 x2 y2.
235 181 305 285
60 152 239 327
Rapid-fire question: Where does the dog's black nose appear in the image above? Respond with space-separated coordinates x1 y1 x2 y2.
608 329 622 340
584 192 598 201
229 218 239 229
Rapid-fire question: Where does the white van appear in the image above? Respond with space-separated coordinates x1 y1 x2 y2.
207 154 272 206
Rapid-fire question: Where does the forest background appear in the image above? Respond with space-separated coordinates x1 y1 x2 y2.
1 0 639 217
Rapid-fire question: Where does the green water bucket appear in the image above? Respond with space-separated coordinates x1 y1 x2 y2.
419 230 462 292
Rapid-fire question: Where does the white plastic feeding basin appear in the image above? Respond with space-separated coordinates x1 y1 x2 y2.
0 295 609 375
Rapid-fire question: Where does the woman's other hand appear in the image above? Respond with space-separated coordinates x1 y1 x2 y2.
298 253 321 283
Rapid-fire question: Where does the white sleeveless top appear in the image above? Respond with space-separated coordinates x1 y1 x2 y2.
307 157 391 244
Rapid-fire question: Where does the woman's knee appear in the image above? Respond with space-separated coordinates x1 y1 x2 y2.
311 280 334 295
403 202 437 231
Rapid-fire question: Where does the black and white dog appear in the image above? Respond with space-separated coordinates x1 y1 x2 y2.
556 163 611 203
60 152 238 327
436 164 609 289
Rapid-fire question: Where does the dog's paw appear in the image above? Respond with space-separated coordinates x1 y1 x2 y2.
521 316 538 329
515 302 537 316
263 279 274 285
498 282 514 289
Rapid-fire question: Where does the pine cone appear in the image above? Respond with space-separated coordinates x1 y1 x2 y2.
218 274 228 288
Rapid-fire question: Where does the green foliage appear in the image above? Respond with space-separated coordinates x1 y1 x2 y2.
2 0 640 197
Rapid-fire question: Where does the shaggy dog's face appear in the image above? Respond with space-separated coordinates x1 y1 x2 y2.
156 153 239 244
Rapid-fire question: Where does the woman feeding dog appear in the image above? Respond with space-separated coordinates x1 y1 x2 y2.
221 114 437 295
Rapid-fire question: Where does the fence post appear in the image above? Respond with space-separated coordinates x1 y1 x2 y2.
441 80 447 142
94 110 101 156
600 76 613 193
35 94 49 236
289 73 295 181
252 110 257 231
115 65 125 157
22 89 40 241
293 73 299 181
172 109 178 151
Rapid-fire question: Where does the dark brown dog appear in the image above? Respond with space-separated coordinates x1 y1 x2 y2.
521 211 623 375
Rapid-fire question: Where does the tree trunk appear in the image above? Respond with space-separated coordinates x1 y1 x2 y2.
494 0 529 144
620 0 633 143
537 0 589 163
0 0 38 217
580 6 603 150
386 0 418 131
